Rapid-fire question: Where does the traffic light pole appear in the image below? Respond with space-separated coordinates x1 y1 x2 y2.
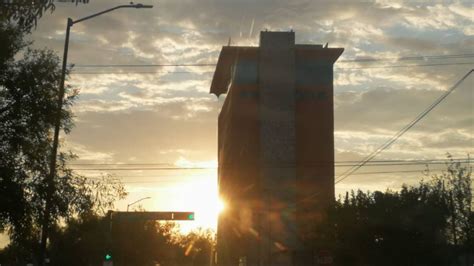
104 211 195 262
106 211 114 264
38 17 71 266
108 211 195 222
38 5 152 265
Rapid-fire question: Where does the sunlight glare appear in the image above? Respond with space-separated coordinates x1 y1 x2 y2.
150 168 220 233
217 197 226 214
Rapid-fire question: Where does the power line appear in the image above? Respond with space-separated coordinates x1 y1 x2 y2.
68 158 469 166
70 163 175 166
84 168 449 184
68 160 472 171
72 167 214 171
74 63 216 68
337 62 473 69
335 69 473 184
68 62 474 75
64 66 473 183
338 53 474 63
340 169 441 176
71 53 474 68
70 71 213 75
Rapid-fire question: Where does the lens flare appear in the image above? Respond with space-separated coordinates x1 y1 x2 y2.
217 197 226 214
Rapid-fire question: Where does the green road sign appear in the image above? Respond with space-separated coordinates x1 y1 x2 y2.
111 211 195 221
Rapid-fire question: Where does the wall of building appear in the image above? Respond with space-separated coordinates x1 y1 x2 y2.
212 31 343 266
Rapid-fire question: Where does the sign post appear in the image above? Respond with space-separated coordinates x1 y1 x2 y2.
105 211 195 263
111 211 195 222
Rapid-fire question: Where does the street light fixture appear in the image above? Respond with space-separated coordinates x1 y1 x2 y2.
39 4 153 265
127 196 152 212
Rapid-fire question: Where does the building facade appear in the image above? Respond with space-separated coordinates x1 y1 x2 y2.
211 31 343 266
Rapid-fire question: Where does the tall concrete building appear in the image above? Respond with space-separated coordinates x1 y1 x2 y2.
210 31 343 266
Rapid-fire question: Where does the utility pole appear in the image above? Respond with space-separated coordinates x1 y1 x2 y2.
38 4 153 265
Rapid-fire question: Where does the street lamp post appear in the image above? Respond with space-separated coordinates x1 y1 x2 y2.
39 4 153 265
127 196 152 212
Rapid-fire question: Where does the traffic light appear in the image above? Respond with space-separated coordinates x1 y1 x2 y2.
105 254 112 261
172 211 195 220
110 211 195 221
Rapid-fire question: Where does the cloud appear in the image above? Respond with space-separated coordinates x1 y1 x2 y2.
420 129 473 149
333 79 473 172
62 141 114 162
384 36 438 51
400 3 473 31
32 1 473 59
174 156 217 168
24 0 473 195
68 100 220 163
335 78 473 133
73 99 136 113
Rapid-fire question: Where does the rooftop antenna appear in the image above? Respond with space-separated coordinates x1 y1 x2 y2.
228 37 232 46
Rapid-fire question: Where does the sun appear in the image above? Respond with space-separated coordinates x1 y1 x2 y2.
151 169 222 232
182 180 223 231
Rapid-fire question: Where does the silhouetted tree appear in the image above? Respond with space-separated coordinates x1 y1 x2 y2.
46 213 215 266
1 0 90 34
0 46 126 262
177 228 215 266
431 155 473 265
1 0 56 34
0 5 126 263
308 156 472 266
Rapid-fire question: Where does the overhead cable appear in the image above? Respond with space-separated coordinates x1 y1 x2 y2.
335 69 473 184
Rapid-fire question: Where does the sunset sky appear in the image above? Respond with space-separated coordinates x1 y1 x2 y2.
19 0 474 232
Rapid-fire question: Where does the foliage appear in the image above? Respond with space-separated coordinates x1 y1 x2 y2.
0 22 26 75
0 12 126 264
44 213 215 266
0 0 56 33
308 156 472 266
1 0 90 33
176 228 216 266
0 47 73 242
110 219 214 266
431 154 473 246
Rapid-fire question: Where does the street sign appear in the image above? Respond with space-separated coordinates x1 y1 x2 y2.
111 211 195 221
